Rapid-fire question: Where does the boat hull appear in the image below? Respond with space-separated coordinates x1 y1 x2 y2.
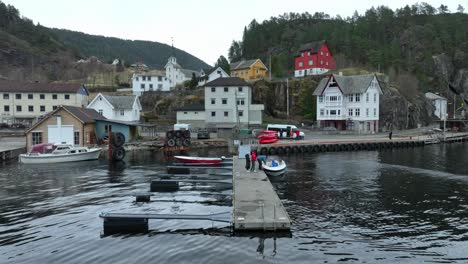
19 148 102 164
259 138 279 144
262 160 286 176
173 156 223 164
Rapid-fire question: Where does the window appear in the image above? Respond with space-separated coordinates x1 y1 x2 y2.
366 108 369 117
211 87 216 92
52 94 57 99
349 109 353 116
355 94 360 102
319 96 324 103
308 60 313 65
321 51 323 55
298 62 303 67
211 111 216 117
158 76 162 81
120 110 124 116
98 109 103 115
211 98 216 104
338 110 341 115
158 84 163 90
374 93 377 102
301 52 304 57
256 69 259 74
74 131 80 145
40 106 45 112
3 93 8 99
4 105 9 112
366 93 369 102
141 84 145 89
148 76 151 81
307 51 311 56
320 60 323 65
224 111 228 117
224 87 228 92
16 105 22 112
28 94 33 99
52 106 58 110
367 122 371 131
184 112 187 114
320 109 324 116
239 111 243 117
222 98 227 105
149 84 153 90
349 94 354 102
237 99 245 105
16 94 21 99
374 108 377 116
330 110 337 116
355 108 360 116
330 96 338 102
104 125 112 134
326 52 329 56
136 77 139 81
238 87 243 92
142 76 146 81
32 132 42 145
65 94 70 100
326 62 329 66
28 105 34 112
40 94 45 99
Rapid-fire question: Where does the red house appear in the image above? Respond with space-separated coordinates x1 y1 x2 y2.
294 40 336 77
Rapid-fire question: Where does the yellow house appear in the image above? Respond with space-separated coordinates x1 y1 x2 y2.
230 59 268 80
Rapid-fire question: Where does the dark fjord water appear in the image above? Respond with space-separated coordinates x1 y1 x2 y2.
1 144 468 263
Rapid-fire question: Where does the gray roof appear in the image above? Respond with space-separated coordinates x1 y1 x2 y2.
230 59 260 70
181 69 200 78
205 77 249 87
103 94 137 109
0 80 88 94
297 40 326 54
313 74 376 95
425 92 447 100
175 103 205 111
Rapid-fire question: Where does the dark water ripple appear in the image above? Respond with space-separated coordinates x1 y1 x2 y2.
1 145 468 263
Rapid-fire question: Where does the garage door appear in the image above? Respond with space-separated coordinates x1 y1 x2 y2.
48 125 74 145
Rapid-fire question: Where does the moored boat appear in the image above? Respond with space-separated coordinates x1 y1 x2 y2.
259 138 279 144
173 155 223 164
19 143 102 164
262 159 286 176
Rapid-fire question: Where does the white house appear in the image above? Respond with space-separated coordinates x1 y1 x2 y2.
203 77 264 127
313 74 383 132
87 93 141 122
175 103 206 128
165 56 199 88
0 80 89 125
425 92 448 120
198 66 230 87
132 70 171 95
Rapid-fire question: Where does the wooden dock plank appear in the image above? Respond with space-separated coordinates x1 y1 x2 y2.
232 157 291 230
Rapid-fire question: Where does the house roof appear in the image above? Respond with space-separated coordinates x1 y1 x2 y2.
0 80 87 94
313 74 377 95
425 92 447 101
103 94 137 109
26 105 104 133
204 77 249 87
297 40 326 54
230 59 263 70
134 70 165 77
175 103 205 111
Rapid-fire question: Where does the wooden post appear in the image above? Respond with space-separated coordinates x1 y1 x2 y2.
108 128 112 161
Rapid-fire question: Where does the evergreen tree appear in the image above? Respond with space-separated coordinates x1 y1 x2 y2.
215 55 230 73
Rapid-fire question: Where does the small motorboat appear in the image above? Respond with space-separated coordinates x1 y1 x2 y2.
173 155 224 165
19 143 102 164
261 159 286 176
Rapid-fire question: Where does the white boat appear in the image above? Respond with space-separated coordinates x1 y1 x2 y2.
261 160 286 176
19 143 102 164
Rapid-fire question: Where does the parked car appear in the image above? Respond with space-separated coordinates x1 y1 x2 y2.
0 123 9 129
197 130 210 139
10 123 26 129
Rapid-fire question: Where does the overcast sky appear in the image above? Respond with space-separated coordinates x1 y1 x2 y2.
3 0 465 66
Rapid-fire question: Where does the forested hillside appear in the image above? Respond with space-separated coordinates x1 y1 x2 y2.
0 0 208 82
49 28 209 70
229 3 468 94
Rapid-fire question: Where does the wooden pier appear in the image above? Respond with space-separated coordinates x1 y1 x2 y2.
232 156 291 231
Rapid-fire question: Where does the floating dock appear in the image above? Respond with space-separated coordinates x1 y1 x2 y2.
232 156 291 231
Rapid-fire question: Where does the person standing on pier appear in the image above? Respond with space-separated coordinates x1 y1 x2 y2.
389 130 393 140
245 153 251 172
250 151 257 172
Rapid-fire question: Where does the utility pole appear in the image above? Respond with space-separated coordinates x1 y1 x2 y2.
286 78 289 120
269 53 272 80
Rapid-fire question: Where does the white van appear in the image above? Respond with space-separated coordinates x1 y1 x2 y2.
174 123 191 131
266 124 305 139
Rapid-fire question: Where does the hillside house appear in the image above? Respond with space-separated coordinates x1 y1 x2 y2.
87 93 141 122
0 80 89 125
175 103 206 128
313 74 382 132
425 92 448 120
198 66 230 87
230 59 268 80
132 71 170 95
294 41 336 77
